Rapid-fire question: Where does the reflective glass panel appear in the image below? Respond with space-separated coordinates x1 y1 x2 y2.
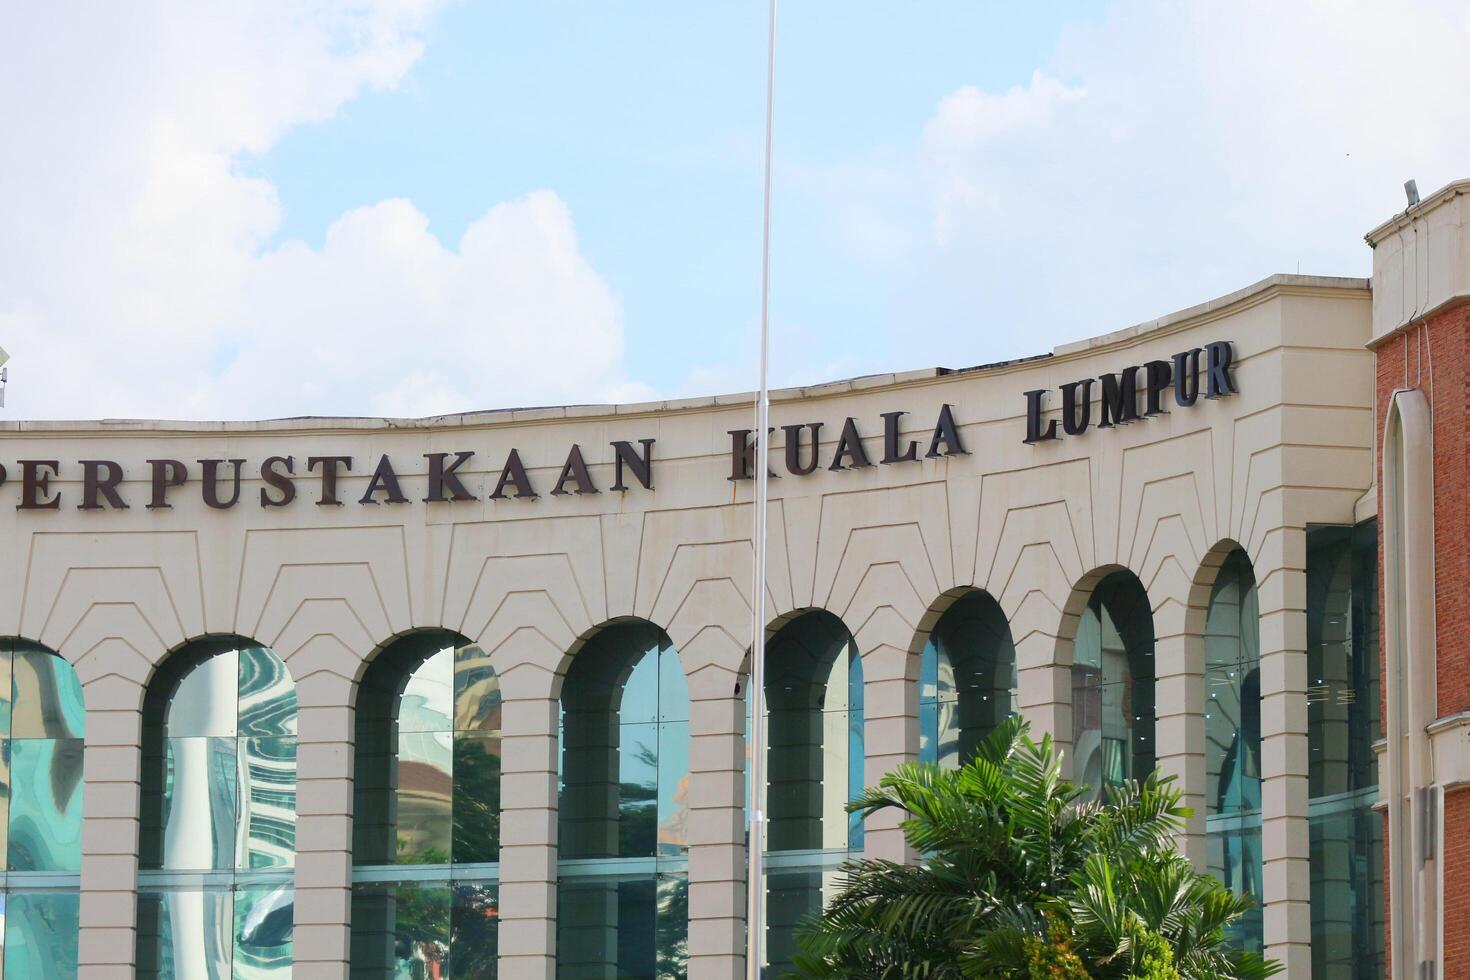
163 736 239 871
452 732 501 864
234 884 294 979
555 871 687 980
237 647 297 738
656 721 690 858
7 737 84 871
1071 572 1155 801
238 737 297 869
169 650 239 739
10 647 84 739
1307 522 1384 980
395 728 453 865
0 642 14 733
453 643 500 733
400 646 453 734
349 881 450 980
1204 549 1263 953
450 882 500 978
137 887 234 979
0 741 9 869
3 889 79 979
919 591 1017 769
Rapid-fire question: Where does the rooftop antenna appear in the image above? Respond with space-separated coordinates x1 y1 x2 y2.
1404 179 1420 207
746 0 777 976
0 346 8 409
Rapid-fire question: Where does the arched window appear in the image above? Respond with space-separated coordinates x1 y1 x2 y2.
919 590 1017 769
350 631 502 980
1204 550 1263 953
136 638 297 978
1070 571 1155 799
0 639 85 977
556 620 689 979
760 610 862 979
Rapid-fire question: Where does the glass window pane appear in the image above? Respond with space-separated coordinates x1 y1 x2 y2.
453 643 501 733
237 647 297 738
395 729 452 865
164 736 239 871
3 889 79 979
620 644 660 726
450 882 499 978
137 887 233 979
452 732 501 864
349 881 450 980
234 884 294 979
238 737 297 870
557 872 686 980
400 646 454 734
656 645 688 723
169 651 240 739
0 738 9 869
7 738 84 871
10 648 84 740
0 642 14 735
620 722 659 858
656 721 690 859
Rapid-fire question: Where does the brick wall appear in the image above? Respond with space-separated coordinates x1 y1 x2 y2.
1374 300 1470 978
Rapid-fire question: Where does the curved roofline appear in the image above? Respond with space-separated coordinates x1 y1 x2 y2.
1 273 1368 435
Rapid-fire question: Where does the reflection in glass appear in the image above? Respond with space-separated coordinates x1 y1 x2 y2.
1070 572 1155 800
557 621 690 978
349 881 450 980
919 590 1017 769
0 640 85 978
138 640 298 977
1204 549 1264 953
761 610 863 979
351 632 504 977
7 737 84 872
1307 522 1384 979
3 890 80 979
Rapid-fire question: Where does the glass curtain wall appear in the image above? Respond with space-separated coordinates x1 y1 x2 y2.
761 611 863 979
556 621 690 980
137 639 297 978
0 639 85 978
350 632 502 979
1070 572 1156 799
1307 522 1384 979
1204 550 1264 953
919 590 1017 769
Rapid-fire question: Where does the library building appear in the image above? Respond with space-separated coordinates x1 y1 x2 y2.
0 180 1468 980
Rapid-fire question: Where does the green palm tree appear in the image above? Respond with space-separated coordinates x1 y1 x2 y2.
791 715 1279 980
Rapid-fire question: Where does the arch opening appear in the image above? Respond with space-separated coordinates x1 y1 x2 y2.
918 589 1017 770
348 629 503 980
136 636 297 979
554 619 690 980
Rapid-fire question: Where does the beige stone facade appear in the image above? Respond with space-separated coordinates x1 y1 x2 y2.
0 272 1376 978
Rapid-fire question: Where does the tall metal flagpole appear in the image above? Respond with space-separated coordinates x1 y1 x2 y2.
747 0 777 976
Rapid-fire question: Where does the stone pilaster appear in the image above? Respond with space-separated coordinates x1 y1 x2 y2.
1153 600 1207 866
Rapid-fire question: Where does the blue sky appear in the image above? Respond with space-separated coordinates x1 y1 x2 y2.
3 2 1468 419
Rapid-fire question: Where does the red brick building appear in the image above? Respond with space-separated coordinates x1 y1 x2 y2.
1366 178 1470 980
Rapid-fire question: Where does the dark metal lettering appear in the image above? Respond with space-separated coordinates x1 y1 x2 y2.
424 451 476 503
307 456 352 506
782 423 823 475
17 460 61 510
610 439 655 492
881 411 918 463
1061 380 1093 435
926 404 967 457
199 459 246 509
260 456 295 507
1097 369 1139 427
1023 390 1059 444
728 428 779 481
829 417 872 470
489 449 537 499
147 459 188 509
551 445 598 495
362 455 408 504
1173 348 1203 406
80 460 128 510
1206 341 1236 398
1144 360 1173 416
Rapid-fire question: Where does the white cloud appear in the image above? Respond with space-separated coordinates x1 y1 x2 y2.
0 3 637 420
819 0 1470 368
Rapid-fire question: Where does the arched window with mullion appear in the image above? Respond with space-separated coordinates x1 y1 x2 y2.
919 589 1017 769
1071 571 1156 800
136 636 298 979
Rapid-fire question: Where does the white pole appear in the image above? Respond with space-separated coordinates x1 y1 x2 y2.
746 0 777 975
